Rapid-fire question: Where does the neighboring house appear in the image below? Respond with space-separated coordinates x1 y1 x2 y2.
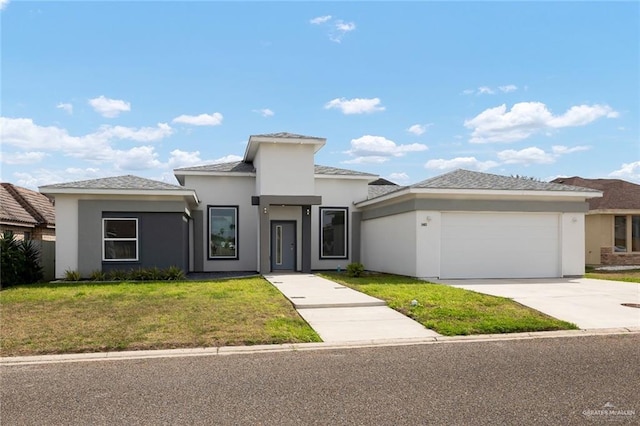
552 176 640 266
41 132 601 280
1 182 55 241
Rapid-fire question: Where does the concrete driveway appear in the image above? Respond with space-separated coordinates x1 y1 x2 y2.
433 278 639 329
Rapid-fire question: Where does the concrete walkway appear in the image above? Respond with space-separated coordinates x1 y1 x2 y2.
264 273 440 342
433 278 640 329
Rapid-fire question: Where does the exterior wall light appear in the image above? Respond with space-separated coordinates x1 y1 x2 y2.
263 207 268 214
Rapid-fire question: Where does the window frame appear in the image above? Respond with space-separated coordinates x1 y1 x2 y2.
208 205 239 260
319 207 348 260
614 214 640 253
102 218 139 262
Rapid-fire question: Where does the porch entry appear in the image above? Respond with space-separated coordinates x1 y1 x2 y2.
271 221 296 271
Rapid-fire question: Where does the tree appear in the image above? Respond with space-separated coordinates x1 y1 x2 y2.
0 231 43 288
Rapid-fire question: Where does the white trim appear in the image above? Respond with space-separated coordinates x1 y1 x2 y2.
244 135 326 161
102 218 138 262
40 188 199 205
314 174 377 181
174 170 256 178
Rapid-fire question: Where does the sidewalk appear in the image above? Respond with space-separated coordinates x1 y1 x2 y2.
263 273 440 342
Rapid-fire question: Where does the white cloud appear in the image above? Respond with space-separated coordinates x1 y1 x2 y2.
425 157 498 172
551 145 590 155
497 147 555 165
0 151 47 165
499 84 518 93
387 172 410 184
325 97 385 114
344 135 427 164
0 117 172 169
215 154 243 163
497 145 591 166
465 102 618 143
0 0 9 11
56 102 73 114
310 15 332 24
88 95 131 118
172 112 223 126
15 168 104 189
609 161 640 183
253 108 274 117
477 86 495 95
407 124 432 136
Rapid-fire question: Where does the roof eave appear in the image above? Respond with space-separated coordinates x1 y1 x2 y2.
244 135 327 162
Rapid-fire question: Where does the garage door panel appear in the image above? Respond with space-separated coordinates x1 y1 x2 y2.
441 213 560 279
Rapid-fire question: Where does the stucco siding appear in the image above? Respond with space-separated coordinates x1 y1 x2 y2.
54 196 79 278
184 175 258 272
255 144 315 196
361 211 417 276
415 211 442 278
312 178 369 270
561 213 586 276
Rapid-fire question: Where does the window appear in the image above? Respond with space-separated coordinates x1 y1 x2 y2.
209 206 238 259
103 218 138 261
614 215 640 253
320 207 348 259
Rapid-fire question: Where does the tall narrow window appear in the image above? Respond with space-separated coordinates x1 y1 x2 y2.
275 225 283 265
320 207 348 259
103 218 138 261
632 216 640 252
209 206 238 259
614 216 627 252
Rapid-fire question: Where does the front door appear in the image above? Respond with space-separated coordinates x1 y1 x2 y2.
271 221 296 271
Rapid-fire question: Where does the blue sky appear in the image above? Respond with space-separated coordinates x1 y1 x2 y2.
1 1 638 189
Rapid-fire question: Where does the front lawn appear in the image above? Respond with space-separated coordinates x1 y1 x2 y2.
585 268 640 283
0 277 320 356
319 272 578 336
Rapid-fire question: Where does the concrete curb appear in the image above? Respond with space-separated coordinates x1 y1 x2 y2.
2 327 638 366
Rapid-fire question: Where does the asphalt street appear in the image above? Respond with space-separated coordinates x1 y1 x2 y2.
2 335 638 425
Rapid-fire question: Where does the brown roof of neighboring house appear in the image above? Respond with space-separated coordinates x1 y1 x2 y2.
551 176 640 210
0 183 55 227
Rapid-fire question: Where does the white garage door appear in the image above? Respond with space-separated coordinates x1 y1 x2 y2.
440 212 560 279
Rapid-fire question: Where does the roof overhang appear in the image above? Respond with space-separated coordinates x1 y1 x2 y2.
244 134 326 162
356 187 602 208
39 188 200 207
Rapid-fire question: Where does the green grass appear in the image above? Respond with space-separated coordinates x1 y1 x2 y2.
585 269 640 283
319 272 578 336
0 278 320 356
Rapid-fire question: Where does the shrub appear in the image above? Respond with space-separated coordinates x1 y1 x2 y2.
108 269 128 281
1 231 43 287
89 270 107 281
64 269 81 281
163 266 185 280
346 262 365 277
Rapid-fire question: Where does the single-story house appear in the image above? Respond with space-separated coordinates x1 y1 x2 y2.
40 132 601 280
1 182 55 241
551 176 640 266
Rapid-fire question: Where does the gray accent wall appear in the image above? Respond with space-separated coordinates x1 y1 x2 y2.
361 198 590 221
78 200 189 277
351 211 362 263
193 210 204 271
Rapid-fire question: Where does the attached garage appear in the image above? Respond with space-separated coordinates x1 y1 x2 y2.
440 212 560 279
357 169 602 280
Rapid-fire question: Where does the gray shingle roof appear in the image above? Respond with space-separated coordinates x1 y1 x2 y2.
251 132 324 140
314 164 377 177
175 161 256 173
40 175 190 191
175 161 375 177
411 169 602 192
368 185 406 199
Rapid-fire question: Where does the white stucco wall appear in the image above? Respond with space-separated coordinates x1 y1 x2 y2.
53 195 78 278
184 175 258 271
361 211 417 276
415 211 442 278
561 212 586 276
312 178 370 270
254 144 315 195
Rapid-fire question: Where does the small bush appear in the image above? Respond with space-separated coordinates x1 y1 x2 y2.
108 269 128 281
346 262 365 277
64 269 81 281
163 266 185 280
1 231 43 287
89 270 107 281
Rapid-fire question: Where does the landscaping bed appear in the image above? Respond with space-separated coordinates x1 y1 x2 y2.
0 277 320 356
319 272 578 336
585 268 640 283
